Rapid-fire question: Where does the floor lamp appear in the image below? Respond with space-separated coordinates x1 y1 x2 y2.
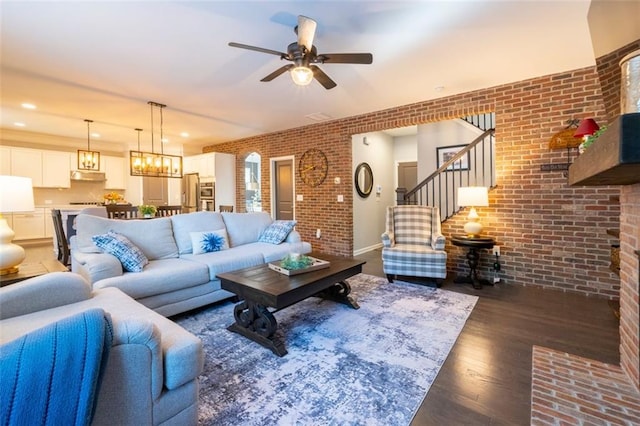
0 176 35 275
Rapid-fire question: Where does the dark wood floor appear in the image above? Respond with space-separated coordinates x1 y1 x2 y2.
24 243 620 425
357 249 620 425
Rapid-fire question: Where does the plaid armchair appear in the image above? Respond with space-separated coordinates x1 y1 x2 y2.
381 205 447 285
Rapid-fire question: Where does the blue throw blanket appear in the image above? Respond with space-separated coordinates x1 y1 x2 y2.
0 309 112 426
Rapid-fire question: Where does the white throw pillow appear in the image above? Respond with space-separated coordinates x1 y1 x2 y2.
190 229 229 255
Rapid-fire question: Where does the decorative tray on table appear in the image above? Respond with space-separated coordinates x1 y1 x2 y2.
268 255 330 276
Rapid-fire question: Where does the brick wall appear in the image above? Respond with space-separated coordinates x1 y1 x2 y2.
620 184 640 391
205 66 621 298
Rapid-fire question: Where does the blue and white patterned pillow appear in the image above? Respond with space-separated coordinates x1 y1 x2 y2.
258 220 297 245
190 229 229 255
92 231 148 272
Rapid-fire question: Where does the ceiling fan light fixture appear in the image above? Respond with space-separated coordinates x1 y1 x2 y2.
291 66 313 86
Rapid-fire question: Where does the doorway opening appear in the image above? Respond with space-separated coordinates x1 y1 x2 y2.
245 152 261 212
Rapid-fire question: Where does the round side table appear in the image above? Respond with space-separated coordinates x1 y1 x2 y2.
451 235 495 289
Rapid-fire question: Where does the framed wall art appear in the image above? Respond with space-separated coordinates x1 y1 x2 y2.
436 144 469 171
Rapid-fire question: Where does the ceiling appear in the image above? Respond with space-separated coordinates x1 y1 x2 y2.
1 1 596 155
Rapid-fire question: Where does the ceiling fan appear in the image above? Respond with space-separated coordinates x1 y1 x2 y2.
228 15 373 90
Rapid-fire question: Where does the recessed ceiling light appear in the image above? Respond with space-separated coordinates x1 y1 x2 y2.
14 122 26 127
180 132 190 138
91 133 100 138
21 103 36 110
161 138 169 143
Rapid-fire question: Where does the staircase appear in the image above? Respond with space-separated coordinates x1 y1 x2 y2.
396 114 496 221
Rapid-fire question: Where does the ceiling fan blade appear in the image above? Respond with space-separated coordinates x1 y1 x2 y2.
315 53 373 64
310 65 337 90
261 64 293 82
228 42 286 57
296 15 317 53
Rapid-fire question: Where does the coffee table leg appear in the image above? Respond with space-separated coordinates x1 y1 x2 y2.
317 281 360 309
228 300 287 357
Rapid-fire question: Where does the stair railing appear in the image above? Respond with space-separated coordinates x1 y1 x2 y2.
396 128 495 221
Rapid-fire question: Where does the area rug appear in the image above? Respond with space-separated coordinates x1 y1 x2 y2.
174 273 478 425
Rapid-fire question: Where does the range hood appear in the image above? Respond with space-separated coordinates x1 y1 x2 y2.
70 170 106 182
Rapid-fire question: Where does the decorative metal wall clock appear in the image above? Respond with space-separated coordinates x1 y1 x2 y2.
299 148 328 187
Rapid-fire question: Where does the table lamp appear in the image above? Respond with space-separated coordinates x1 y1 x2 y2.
457 186 489 237
0 176 35 275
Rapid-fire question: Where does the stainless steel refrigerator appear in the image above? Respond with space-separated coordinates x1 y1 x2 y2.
181 173 200 213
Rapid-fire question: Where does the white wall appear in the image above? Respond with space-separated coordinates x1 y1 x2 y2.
352 132 395 255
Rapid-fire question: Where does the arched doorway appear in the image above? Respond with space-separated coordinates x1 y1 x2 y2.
245 152 261 212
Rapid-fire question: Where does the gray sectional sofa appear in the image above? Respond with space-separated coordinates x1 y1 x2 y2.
71 211 312 317
0 211 312 425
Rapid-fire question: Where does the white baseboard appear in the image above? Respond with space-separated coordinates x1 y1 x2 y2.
353 242 383 257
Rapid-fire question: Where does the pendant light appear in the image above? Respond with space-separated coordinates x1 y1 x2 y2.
129 101 183 178
78 119 100 171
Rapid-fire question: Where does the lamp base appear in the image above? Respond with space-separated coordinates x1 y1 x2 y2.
463 221 483 238
0 265 20 276
0 218 26 275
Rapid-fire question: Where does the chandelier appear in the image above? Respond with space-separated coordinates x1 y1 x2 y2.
77 119 100 171
129 101 183 178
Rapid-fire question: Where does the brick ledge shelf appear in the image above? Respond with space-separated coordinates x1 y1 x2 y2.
531 346 640 425
569 113 640 186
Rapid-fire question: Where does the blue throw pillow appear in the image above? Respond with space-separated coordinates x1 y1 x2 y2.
258 220 297 245
92 231 149 272
190 229 229 254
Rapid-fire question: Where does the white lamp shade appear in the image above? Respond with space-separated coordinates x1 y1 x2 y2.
0 176 35 213
457 186 489 207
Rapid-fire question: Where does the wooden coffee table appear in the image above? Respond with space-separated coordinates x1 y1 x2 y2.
217 253 365 356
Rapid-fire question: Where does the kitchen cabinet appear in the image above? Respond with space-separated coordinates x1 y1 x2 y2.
6 147 71 188
10 147 42 185
103 156 126 189
42 151 71 188
183 156 198 174
1 146 11 175
12 208 45 240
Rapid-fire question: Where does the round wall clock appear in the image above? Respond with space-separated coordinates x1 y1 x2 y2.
299 148 328 187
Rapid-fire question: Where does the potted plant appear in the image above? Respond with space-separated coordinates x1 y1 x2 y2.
138 204 157 218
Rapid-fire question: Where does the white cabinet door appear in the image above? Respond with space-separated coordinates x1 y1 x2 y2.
1 146 11 175
42 150 71 188
213 153 236 211
44 208 54 238
12 208 45 240
10 147 43 186
200 154 216 177
104 156 126 189
183 156 198 174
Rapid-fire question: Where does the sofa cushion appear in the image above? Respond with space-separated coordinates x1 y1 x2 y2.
250 241 313 263
93 231 149 272
170 212 225 255
221 212 273 247
92 258 210 300
258 220 297 244
75 215 178 260
190 229 229 254
181 247 265 280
